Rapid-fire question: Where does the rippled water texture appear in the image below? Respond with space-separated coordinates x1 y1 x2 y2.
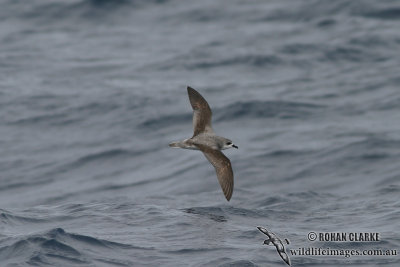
1 0 400 266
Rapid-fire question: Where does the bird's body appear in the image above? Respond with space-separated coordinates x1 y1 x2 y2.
170 134 232 151
257 226 291 266
169 86 238 201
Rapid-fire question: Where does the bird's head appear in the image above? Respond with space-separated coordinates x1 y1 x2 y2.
222 139 238 150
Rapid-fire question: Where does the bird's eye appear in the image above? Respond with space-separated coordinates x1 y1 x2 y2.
226 142 232 145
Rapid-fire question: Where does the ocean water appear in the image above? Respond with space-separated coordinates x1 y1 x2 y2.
1 0 400 266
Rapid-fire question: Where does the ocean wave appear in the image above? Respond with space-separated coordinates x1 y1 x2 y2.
332 137 400 159
279 43 319 55
321 46 382 63
140 100 323 130
0 209 45 224
373 95 400 111
49 148 144 174
218 260 257 267
166 7 227 23
183 205 296 221
258 149 314 159
8 112 81 126
157 54 283 71
0 228 136 266
276 137 400 185
252 194 316 218
5 94 123 127
12 0 160 23
139 113 191 129
362 7 400 20
217 100 324 121
251 1 356 22
72 149 133 165
184 207 227 222
0 178 51 192
188 55 283 70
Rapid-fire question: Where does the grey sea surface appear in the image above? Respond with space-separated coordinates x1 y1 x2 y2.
1 0 400 266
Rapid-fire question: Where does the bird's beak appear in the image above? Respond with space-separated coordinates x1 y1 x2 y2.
232 144 238 149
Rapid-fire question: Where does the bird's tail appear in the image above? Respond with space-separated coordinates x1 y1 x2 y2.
169 141 183 148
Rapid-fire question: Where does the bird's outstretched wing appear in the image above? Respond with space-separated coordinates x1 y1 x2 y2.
187 86 213 137
257 226 270 237
196 144 234 201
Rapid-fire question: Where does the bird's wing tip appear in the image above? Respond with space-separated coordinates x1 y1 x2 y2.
257 226 268 234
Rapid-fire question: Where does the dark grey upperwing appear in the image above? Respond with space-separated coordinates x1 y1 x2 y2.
257 227 272 238
277 247 291 266
196 144 234 201
187 86 213 137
